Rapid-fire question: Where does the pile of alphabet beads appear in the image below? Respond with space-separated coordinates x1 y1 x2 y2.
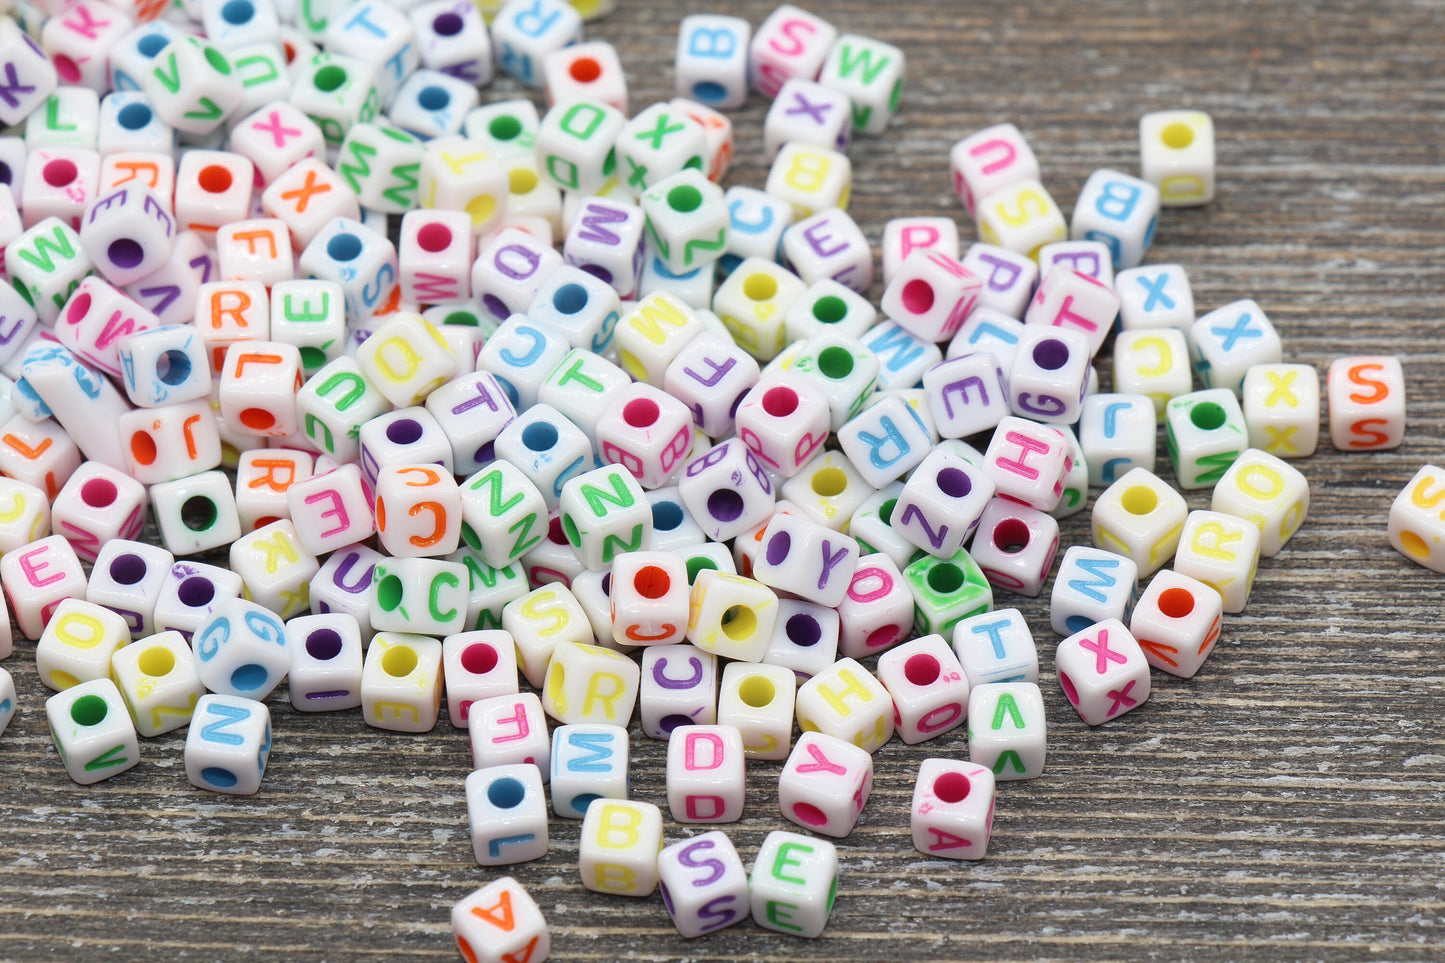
0 0 1421 955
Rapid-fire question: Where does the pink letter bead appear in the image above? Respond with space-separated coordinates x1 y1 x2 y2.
748 4 837 98
2 534 87 640
550 723 628 819
286 463 376 556
1056 618 1151 726
1173 510 1261 614
1327 355 1405 452
542 641 640 727
46 678 140 785
953 608 1040 687
1130 570 1224 678
778 730 872 838
579 799 664 897
85 539 174 638
466 763 549 866
667 723 745 823
969 496 1061 598
285 613 365 713
657 830 750 938
968 682 1048 780
36 597 131 691
750 830 839 938
50 461 146 561
983 415 1073 512
469 692 551 776
718 660 795 760
880 250 981 344
451 876 550 963
1091 467 1189 576
876 634 970 744
950 123 1040 217
640 643 718 740
911 758 996 859
185 694 271 795
111 630 205 738
686 569 779 663
834 553 913 660
193 597 290 701
361 632 443 733
441 630 519 728
1389 465 1445 573
596 383 695 490
891 449 994 559
1050 546 1140 636
795 657 894 753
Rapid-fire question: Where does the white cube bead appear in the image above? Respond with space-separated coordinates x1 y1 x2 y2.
1210 448 1310 557
666 723 745 823
46 677 140 784
778 731 872 838
185 693 271 794
550 723 628 819
451 876 550 963
1130 570 1224 678
1241 363 1320 459
967 681 1047 780
1326 355 1405 452
1173 509 1261 614
1055 618 1150 726
911 758 995 859
750 830 839 938
1140 109 1215 207
876 634 970 744
657 830 750 938
579 798 664 896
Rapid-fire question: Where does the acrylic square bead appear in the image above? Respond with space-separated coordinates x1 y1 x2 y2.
960 243 1037 320
440 630 519 727
950 123 1040 217
1390 466 1445 573
781 207 870 293
7 218 92 326
675 14 751 110
1189 299 1282 395
360 632 444 733
549 723 628 819
368 556 469 638
846 483 914 570
904 548 993 638
1327 355 1405 452
412 0 493 86
469 692 551 775
750 830 839 938
185 693 270 794
1165 388 1247 490
285 613 364 712
1241 363 1320 459
876 634 970 744
579 798 664 897
923 352 1009 440
1038 239 1114 286
751 511 859 607
1211 448 1310 557
748 3 837 97
795 657 894 753
1057 618 1151 726
717 660 795 759
79 183 174 287
1 534 88 640
492 0 583 87
86 539 174 639
285 464 375 557
153 561 243 644
610 552 689 647
1078 392 1158 487
260 158 360 250
764 79 850 156
111 630 205 737
891 449 995 559
0 19 59 127
149 469 242 556
666 723 745 822
227 103 324 187
658 830 750 938
192 597 289 700
1140 109 1215 207
36 597 131 691
911 758 995 859
639 643 718 740
1024 267 1118 363
837 391 933 489
542 641 640 727
969 496 1061 598
968 681 1047 780
1070 168 1160 269
881 249 981 344
451 876 550 963
0 666 13 735
677 438 776 541
1091 467 1188 576
1130 570 1224 678
22 147 100 230
685 569 780 663
976 179 1066 258
778 730 872 838
557 465 652 570
50 461 147 561
984 415 1073 511
467 763 549 865
1116 263 1194 332
1050 545 1139 636
502 584 592 688
47 678 140 784
1113 328 1192 417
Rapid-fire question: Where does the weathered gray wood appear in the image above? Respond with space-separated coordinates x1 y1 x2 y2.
5 0 1445 959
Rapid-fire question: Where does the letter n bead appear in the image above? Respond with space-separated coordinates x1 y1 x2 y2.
466 763 549 865
750 830 839 938
185 693 271 794
46 678 140 784
451 876 550 963
658 830 750 938
911 759 995 859
1055 618 1151 726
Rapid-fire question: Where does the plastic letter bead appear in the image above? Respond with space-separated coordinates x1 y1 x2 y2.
1077 393 1157 488
1326 355 1405 452
439 630 518 727
1189 299 1282 395
1048 545 1139 636
215 217 293 287
1007 328 1090 430
969 497 1060 598
283 464 372 556
968 681 1047 780
891 449 995 559
1024 268 1118 363
750 830 839 938
661 333 758 441
23 146 100 230
86 539 173 638
923 353 1008 440
1176 512 1268 611
1165 388 1247 490
451 876 550 963
733 374 827 479
1091 467 1188 577
959 243 1037 321
718 660 795 759
875 634 969 744
454 461 544 570
952 608 1040 688
786 334 878 432
7 218 93 326
174 151 253 244
817 31 904 133
542 640 641 727
610 552 689 647
502 584 591 688
880 250 980 344
310 545 383 642
1211 448 1310 558
1113 328 1192 417
795 657 894 753
192 597 289 700
547 722 628 819
677 438 776 541
950 123 1039 217
748 4 837 99
1038 239 1114 286
1116 263 1194 332
360 632 444 733
1069 168 1160 269
260 158 360 251
46 678 140 784
217 341 303 440
1140 109 1215 207
354 312 456 410
591 384 691 491
1130 570 1224 678
491 0 582 87
640 643 718 740
561 196 644 300
147 469 242 556
836 392 931 489
904 548 993 638
675 14 750 110
764 79 849 156
1240 362 1319 459
780 209 871 297
778 730 872 838
579 798 664 897
555 465 650 570
35 597 131 691
754 512 858 606
847 484 914 570
153 561 243 643
411 0 492 86
711 258 805 362
285 613 364 712
0 666 11 735
2 534 87 640
78 183 173 288
975 178 1067 259
391 70 479 141
658 830 750 938
185 693 270 795
1391 466 1445 573
666 723 745 823
49 462 146 561
0 19 59 127
372 463 461 559
110 630 204 737
1056 618 1151 726
227 103 323 187
466 763 549 865
115 323 212 409
911 758 995 859
295 359 392 466
686 569 779 663
229 519 317 618
983 415 1072 512
834 553 913 659
469 692 551 775
368 555 469 637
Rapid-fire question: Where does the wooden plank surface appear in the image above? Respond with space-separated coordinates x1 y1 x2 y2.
5 0 1445 960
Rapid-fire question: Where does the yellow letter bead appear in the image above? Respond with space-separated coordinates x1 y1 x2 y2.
750 830 839 938
502 584 591 686
1210 449 1310 558
966 681 1048 780
230 520 319 619
875 634 969 745
35 597 132 692
765 142 850 220
451 876 551 963
1090 467 1188 577
0 476 52 556
712 257 808 362
542 641 640 726
360 632 443 733
1165 389 1247 490
666 723 746 823
612 292 704 387
1173 509 1261 614
110 630 204 737
718 660 795 760
1241 363 1320 459
1130 570 1224 679
46 678 140 785
579 798 664 897
465 763 549 865
796 657 895 753
1388 465 1445 572
777 731 872 838
469 692 551 774
354 311 458 408
1327 355 1406 452
1139 109 1215 207
911 759 996 859
686 569 779 663
1113 329 1192 417
976 179 1066 260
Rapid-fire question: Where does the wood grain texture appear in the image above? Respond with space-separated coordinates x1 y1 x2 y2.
4 0 1445 960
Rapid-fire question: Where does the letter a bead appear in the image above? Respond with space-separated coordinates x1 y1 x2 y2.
451 876 550 963
911 759 996 859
